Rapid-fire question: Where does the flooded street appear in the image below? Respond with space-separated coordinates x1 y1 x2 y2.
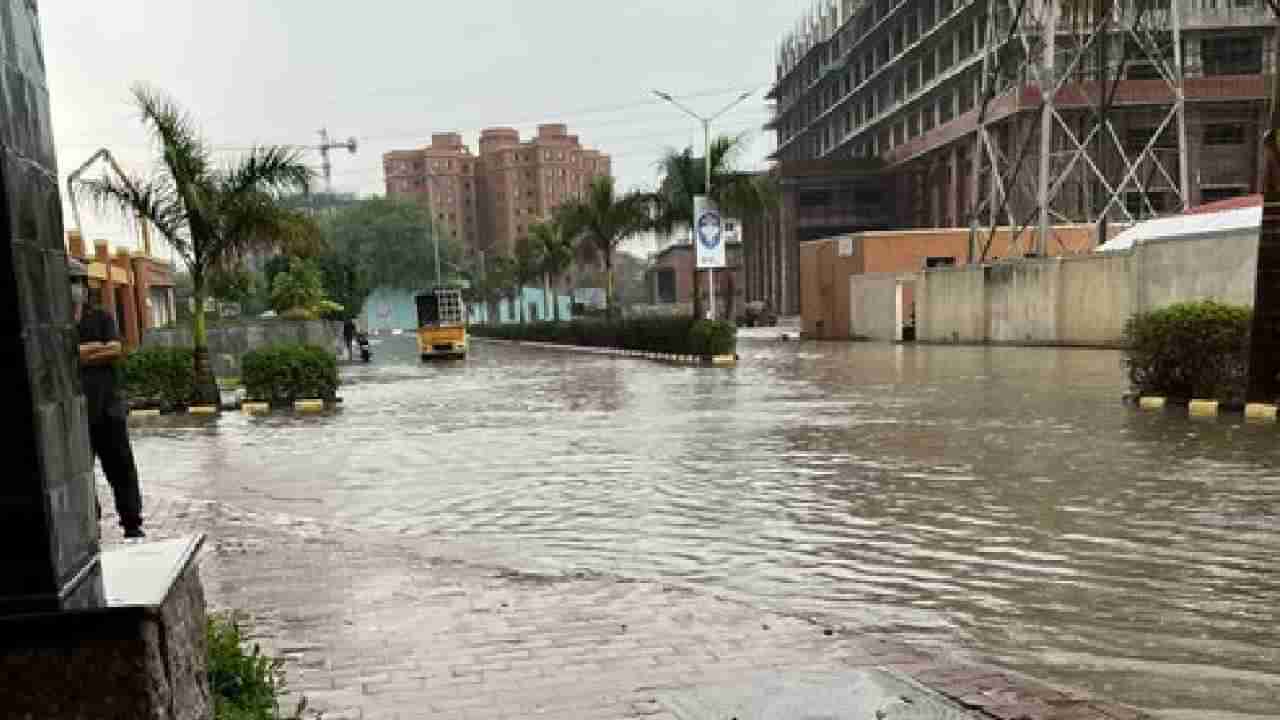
131 336 1280 717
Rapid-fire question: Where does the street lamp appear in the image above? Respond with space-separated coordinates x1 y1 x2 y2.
652 89 754 318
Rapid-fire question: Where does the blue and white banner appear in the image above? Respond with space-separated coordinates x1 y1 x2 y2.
694 195 725 269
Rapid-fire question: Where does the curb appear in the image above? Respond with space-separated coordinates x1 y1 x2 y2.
293 399 326 413
188 405 219 416
242 402 271 415
1135 396 1278 421
128 409 161 419
474 337 738 367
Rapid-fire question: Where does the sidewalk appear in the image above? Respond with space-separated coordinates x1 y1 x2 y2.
104 490 1151 720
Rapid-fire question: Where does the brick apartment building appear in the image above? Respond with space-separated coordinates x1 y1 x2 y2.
747 0 1274 315
383 125 611 257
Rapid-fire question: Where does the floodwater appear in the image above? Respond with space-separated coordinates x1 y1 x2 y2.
131 335 1280 718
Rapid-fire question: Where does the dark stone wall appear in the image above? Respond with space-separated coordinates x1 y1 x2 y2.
0 0 101 611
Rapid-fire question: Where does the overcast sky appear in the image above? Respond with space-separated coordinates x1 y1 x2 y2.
43 1 811 257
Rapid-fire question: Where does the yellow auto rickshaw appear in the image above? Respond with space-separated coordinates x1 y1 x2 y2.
416 287 467 360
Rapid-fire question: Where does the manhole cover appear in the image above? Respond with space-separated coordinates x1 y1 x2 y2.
656 668 976 720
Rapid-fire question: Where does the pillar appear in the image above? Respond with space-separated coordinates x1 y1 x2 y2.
0 0 102 617
132 255 152 337
114 248 139 347
94 239 115 322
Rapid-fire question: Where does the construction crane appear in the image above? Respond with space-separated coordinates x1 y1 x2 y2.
66 148 154 256
315 128 357 194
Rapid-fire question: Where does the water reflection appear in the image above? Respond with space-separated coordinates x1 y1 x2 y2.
131 336 1280 717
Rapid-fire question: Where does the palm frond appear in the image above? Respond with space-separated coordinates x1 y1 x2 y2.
222 145 313 197
131 84 211 199
75 172 192 265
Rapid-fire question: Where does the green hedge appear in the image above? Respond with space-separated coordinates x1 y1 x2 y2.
123 347 196 410
1123 300 1251 402
241 344 339 403
472 316 737 357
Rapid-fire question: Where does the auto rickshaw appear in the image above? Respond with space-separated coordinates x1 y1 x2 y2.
416 287 467 360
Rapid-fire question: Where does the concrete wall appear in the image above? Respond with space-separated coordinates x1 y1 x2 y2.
144 320 343 377
918 266 988 343
848 273 907 341
917 229 1257 347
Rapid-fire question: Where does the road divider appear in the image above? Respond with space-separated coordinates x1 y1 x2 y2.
474 337 738 367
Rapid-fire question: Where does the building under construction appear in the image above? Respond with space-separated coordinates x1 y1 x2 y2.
749 0 1274 313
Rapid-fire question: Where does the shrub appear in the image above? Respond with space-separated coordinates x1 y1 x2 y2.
242 344 339 403
471 316 737 357
208 613 313 720
1123 300 1251 401
123 347 196 409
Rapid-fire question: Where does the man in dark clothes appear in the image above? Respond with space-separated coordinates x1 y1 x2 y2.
343 316 356 360
69 258 144 539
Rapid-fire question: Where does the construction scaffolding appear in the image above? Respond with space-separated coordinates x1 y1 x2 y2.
968 0 1190 262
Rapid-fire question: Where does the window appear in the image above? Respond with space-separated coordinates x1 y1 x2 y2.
1201 186 1246 203
907 62 920 94
894 121 906 146
922 102 936 132
1125 126 1176 153
1205 123 1246 145
906 13 918 44
958 24 974 58
922 53 936 84
1203 36 1263 75
940 0 954 15
908 112 920 138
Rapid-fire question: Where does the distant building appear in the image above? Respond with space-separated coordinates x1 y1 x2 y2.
644 242 745 320
66 230 176 348
384 124 612 257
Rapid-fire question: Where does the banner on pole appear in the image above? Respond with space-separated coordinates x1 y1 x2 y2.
694 195 725 269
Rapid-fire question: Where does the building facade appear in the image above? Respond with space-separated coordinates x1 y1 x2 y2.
384 125 611 258
66 231 176 348
750 0 1274 313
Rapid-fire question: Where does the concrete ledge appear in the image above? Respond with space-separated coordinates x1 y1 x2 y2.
1138 397 1166 410
1188 399 1220 417
1245 403 1278 421
294 399 326 413
241 401 270 415
187 405 219 416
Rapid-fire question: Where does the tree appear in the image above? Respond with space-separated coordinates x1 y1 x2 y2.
77 85 317 402
512 235 545 324
322 196 463 290
529 216 576 322
269 258 335 318
558 176 654 317
654 134 776 319
316 252 369 322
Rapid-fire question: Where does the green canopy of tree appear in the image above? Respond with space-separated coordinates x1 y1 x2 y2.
528 216 576 322
75 84 318 401
322 196 464 291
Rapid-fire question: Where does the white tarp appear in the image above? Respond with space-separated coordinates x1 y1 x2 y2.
1096 205 1261 253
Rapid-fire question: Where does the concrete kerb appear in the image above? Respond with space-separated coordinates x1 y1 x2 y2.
1134 396 1277 422
473 337 739 367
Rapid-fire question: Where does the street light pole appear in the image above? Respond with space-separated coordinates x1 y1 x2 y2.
653 89 753 320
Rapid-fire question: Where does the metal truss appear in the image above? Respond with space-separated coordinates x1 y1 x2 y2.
968 0 1188 262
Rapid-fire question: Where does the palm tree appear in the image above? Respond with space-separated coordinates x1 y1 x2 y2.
654 133 776 320
529 215 576 322
77 85 316 402
558 176 654 317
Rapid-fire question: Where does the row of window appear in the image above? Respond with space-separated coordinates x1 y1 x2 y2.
793 33 1265 162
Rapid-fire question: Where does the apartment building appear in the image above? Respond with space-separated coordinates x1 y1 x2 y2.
384 125 611 257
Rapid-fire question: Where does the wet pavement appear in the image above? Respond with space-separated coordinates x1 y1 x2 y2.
121 335 1280 718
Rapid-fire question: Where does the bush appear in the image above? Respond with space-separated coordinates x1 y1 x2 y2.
1123 300 1251 401
123 347 196 409
241 344 339 403
208 613 313 720
471 316 737 357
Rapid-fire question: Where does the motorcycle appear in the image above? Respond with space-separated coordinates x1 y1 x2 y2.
356 332 372 363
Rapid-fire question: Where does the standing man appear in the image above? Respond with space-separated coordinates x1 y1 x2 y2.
70 258 144 539
343 315 356 361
